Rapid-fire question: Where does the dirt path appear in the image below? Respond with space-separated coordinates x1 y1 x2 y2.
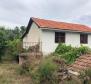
0 63 33 84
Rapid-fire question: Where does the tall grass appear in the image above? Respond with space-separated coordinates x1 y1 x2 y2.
0 63 33 84
30 56 59 84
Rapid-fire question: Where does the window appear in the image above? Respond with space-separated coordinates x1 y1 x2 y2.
80 34 88 44
55 32 65 43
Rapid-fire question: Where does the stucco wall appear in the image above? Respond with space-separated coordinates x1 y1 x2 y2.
41 30 58 55
23 22 41 48
41 30 91 55
88 34 91 48
65 32 80 47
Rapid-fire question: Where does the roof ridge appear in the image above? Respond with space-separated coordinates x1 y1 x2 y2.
31 17 90 28
31 17 91 32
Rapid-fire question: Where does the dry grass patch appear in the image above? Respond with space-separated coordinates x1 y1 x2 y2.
0 63 33 84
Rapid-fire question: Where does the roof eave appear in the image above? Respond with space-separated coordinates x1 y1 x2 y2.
41 27 91 34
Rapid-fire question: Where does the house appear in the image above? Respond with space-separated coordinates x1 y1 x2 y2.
22 17 91 55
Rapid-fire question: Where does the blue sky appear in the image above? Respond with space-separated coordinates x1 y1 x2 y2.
0 0 91 28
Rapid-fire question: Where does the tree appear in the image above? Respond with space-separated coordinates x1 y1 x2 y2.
20 26 26 37
0 27 7 61
0 26 26 62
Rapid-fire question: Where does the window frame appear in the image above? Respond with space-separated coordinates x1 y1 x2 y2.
55 32 65 43
80 34 88 44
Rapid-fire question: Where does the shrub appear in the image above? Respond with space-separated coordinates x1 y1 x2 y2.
55 43 72 54
55 44 91 64
3 39 21 62
62 50 79 64
77 45 90 55
17 61 30 75
84 68 91 79
79 68 91 84
31 57 58 84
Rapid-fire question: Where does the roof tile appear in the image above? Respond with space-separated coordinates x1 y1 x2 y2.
32 17 91 32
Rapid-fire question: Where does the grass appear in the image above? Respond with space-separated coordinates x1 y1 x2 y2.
0 63 33 84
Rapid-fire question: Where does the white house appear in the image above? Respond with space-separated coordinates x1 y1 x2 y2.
22 17 91 55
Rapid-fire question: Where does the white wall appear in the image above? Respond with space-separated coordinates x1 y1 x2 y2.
23 22 42 49
41 30 91 55
65 32 80 47
41 30 58 55
88 34 91 48
66 33 91 48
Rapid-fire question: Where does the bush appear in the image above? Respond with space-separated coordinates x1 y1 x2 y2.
84 68 91 79
31 57 58 84
55 44 91 64
55 43 72 54
77 45 90 55
79 68 91 84
62 50 79 64
3 39 21 62
17 61 30 75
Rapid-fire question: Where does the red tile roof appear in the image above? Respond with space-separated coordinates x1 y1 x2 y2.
69 55 91 72
32 17 91 32
22 17 91 38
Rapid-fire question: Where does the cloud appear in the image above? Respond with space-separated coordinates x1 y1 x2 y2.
0 0 91 28
0 20 21 29
69 14 91 27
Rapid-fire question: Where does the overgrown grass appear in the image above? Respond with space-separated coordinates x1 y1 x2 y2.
15 44 91 84
0 63 33 84
55 43 91 64
79 68 91 84
29 55 84 84
30 56 59 84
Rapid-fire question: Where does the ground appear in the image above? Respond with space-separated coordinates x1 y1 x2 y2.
0 63 33 84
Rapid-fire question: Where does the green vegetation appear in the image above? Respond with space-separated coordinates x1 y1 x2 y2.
0 26 34 84
79 68 91 84
19 55 84 84
55 43 91 64
55 44 72 54
0 25 91 84
29 56 59 84
0 26 26 62
17 43 91 84
17 60 31 75
36 58 58 84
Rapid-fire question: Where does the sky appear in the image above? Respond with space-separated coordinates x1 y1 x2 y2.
0 0 91 28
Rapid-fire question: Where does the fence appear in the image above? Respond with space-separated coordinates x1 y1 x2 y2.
22 42 42 53
19 42 42 65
